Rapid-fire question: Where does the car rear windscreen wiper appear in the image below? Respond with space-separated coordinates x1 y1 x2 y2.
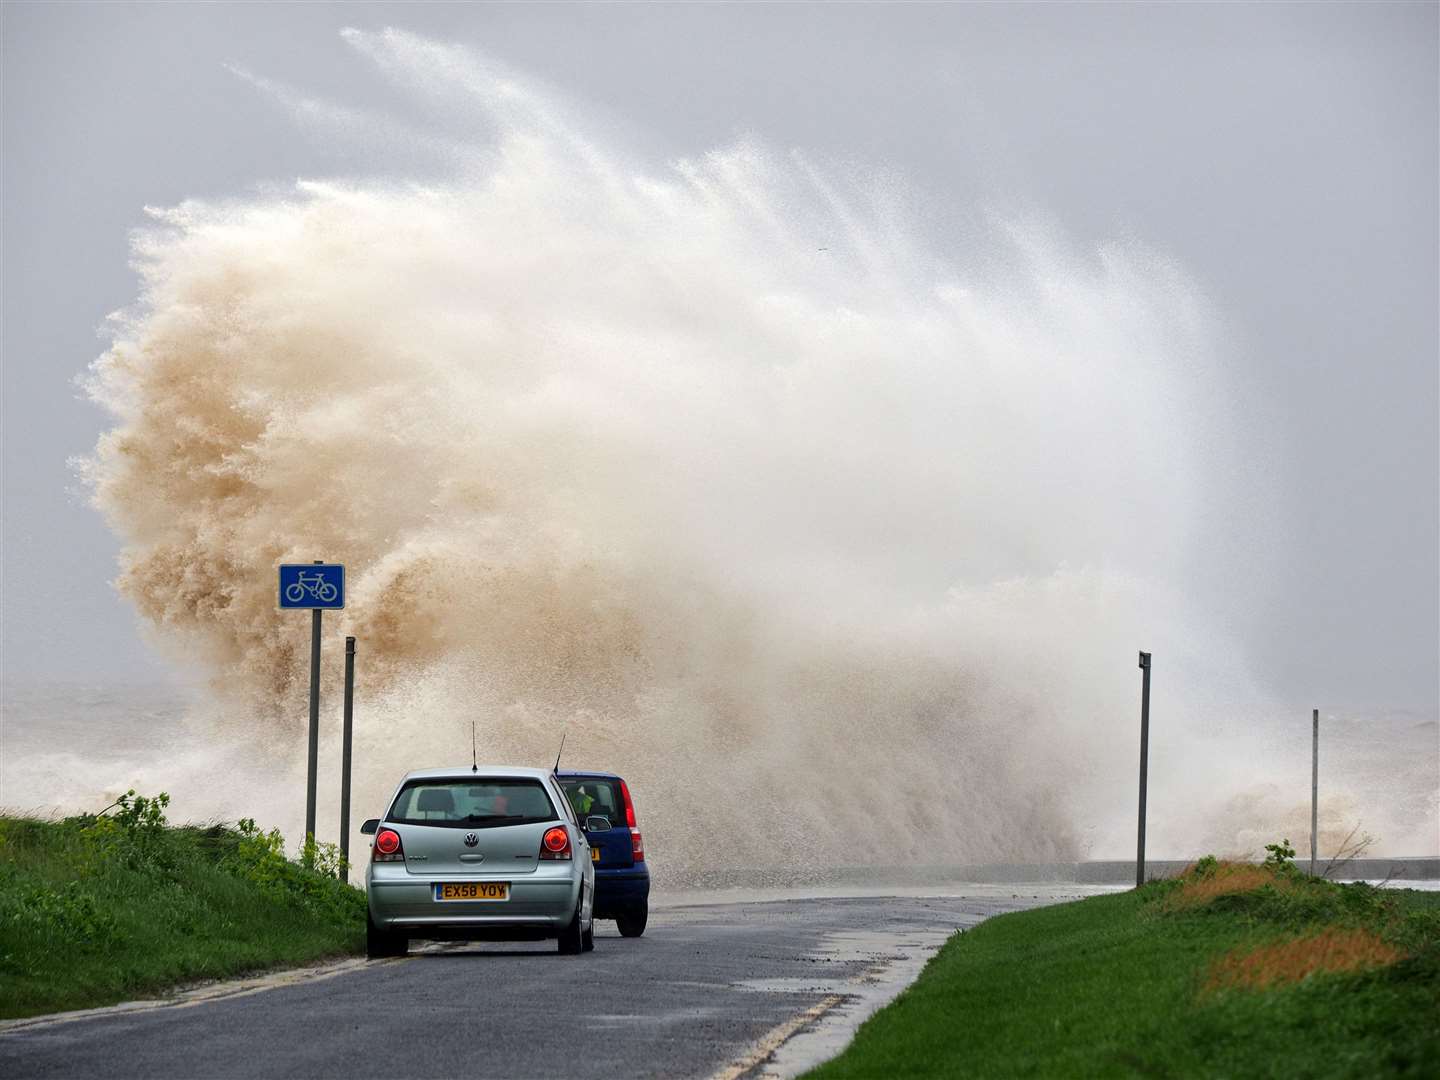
463 814 528 825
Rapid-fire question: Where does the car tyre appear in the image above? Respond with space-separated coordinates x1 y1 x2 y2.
367 912 408 959
616 905 648 938
557 900 585 955
578 904 596 956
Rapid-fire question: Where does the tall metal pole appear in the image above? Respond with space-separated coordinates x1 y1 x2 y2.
339 636 356 880
304 559 322 858
1136 651 1152 888
1310 707 1319 876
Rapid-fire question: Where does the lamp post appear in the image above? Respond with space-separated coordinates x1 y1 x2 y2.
1136 651 1152 888
1310 708 1319 875
339 636 356 880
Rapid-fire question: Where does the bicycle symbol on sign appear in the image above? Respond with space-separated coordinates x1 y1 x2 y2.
285 571 339 604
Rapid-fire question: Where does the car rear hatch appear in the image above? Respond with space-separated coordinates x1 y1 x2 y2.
560 776 634 869
586 821 634 868
385 777 561 875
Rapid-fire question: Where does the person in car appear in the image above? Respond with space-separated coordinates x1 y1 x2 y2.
569 785 595 817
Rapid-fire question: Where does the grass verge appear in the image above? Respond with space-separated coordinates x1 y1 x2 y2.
809 860 1440 1078
0 793 365 1020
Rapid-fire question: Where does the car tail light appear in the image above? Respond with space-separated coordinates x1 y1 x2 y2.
373 828 404 863
617 779 643 860
619 779 638 829
539 826 572 860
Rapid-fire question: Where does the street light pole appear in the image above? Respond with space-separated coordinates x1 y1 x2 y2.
1136 651 1152 888
1310 707 1319 876
339 636 356 880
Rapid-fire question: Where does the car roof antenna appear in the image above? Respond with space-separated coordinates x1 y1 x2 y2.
471 721 478 773
552 729 567 774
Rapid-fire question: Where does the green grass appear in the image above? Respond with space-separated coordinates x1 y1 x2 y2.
0 796 365 1019
810 866 1440 1079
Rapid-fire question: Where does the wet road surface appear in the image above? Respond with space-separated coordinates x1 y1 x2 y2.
0 889 1102 1079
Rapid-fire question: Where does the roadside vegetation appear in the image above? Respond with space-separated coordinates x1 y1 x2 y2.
811 844 1440 1078
0 792 365 1020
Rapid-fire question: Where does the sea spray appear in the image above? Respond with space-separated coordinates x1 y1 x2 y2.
78 29 1291 881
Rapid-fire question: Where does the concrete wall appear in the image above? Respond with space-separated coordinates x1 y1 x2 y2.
1076 857 1440 884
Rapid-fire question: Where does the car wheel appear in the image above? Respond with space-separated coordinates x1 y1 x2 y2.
367 912 408 959
557 900 585 955
616 905 647 938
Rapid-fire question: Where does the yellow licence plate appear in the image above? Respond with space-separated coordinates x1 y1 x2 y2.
434 882 509 902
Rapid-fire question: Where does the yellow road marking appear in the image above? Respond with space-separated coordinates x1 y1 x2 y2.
0 956 406 1035
710 994 846 1080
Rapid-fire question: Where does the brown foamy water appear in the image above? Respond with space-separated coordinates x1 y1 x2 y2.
28 30 1431 885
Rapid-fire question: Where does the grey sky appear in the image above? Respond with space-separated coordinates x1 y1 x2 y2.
2 2 1436 716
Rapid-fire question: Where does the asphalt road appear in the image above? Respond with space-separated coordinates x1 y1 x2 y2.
0 889 1092 1079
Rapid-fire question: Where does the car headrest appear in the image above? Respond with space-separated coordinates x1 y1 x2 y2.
416 788 455 812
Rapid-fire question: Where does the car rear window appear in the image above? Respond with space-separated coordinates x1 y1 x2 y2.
387 778 558 829
560 778 628 826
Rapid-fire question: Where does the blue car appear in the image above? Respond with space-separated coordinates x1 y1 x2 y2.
556 770 650 937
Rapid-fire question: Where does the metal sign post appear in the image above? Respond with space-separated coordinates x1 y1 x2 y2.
339 636 356 880
278 561 345 862
306 597 321 854
1136 651 1152 888
1310 708 1319 876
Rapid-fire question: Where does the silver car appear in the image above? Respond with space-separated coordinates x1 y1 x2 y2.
362 766 596 957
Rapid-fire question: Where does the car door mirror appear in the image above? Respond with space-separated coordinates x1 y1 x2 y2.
360 818 380 835
585 815 612 833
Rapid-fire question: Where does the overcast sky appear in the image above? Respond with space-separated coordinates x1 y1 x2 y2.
2 2 1436 716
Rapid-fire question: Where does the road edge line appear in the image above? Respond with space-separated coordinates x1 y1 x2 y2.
0 955 399 1035
710 994 847 1080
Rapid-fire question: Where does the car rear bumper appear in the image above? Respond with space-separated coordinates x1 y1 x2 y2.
367 867 581 934
593 865 649 916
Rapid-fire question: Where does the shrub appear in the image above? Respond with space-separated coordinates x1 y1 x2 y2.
71 790 178 873
301 835 350 880
3 883 121 951
226 819 363 924
1263 838 1297 871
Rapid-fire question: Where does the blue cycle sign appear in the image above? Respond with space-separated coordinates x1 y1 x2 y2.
278 563 345 609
